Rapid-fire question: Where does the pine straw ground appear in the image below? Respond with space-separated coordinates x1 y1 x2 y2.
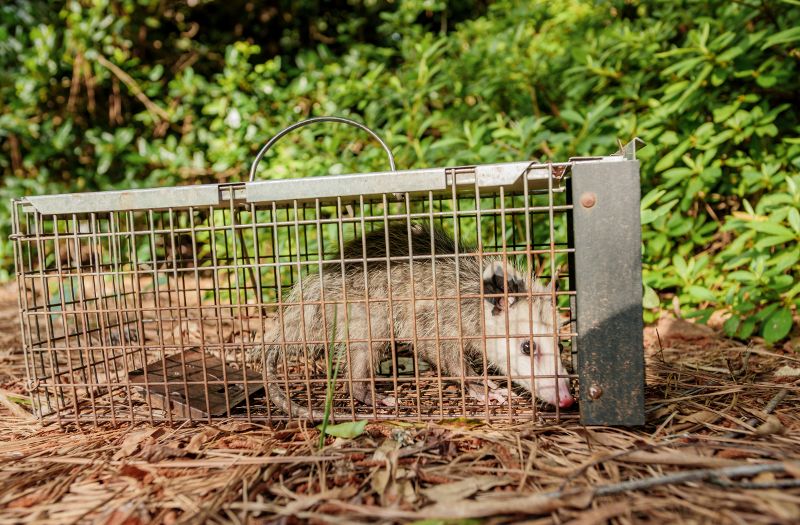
1 283 799 525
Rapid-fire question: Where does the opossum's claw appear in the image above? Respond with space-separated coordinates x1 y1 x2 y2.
488 388 509 405
468 383 509 405
380 395 398 407
354 386 397 408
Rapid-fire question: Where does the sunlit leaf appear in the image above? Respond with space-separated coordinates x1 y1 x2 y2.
318 420 368 439
762 308 794 344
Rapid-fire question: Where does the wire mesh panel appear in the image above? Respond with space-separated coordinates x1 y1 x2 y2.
12 122 644 426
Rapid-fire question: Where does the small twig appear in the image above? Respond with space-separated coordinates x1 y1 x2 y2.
592 462 793 497
67 52 83 113
656 328 664 362
710 478 800 489
319 307 342 448
95 53 170 122
723 387 789 438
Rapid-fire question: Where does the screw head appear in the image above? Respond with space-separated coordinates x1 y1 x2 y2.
588 385 603 400
580 193 597 208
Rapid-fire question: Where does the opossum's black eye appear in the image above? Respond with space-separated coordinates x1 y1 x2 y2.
521 340 538 356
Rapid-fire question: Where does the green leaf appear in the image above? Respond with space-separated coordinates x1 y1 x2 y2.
641 198 678 225
761 27 800 49
641 188 666 210
755 234 796 250
748 221 795 237
766 248 800 274
643 284 660 309
788 208 800 234
728 270 757 283
756 73 777 88
672 254 689 279
723 316 740 338
318 420 368 439
738 318 757 339
762 308 794 343
687 285 717 303
755 303 780 322
655 141 691 172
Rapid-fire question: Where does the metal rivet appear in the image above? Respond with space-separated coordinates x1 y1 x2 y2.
588 385 603 400
580 193 596 208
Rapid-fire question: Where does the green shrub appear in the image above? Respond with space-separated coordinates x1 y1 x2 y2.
1 0 798 341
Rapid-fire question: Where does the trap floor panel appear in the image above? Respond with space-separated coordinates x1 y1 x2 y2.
32 346 579 424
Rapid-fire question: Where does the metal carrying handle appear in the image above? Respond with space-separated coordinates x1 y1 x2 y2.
248 116 397 182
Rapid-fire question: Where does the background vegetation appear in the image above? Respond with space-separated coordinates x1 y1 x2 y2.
1 0 798 342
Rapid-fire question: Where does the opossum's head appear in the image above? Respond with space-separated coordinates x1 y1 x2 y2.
482 261 574 408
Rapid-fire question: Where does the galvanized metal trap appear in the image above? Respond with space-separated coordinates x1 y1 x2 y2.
11 117 645 426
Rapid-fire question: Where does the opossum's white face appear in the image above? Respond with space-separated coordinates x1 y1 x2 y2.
482 262 574 408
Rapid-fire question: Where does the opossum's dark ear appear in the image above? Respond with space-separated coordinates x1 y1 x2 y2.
482 261 526 315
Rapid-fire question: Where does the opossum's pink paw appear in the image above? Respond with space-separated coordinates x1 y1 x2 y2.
380 395 398 407
488 388 509 405
468 385 509 405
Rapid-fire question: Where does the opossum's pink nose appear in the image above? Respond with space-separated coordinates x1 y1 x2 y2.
559 395 574 408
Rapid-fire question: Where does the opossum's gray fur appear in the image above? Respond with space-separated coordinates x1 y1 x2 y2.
255 222 554 420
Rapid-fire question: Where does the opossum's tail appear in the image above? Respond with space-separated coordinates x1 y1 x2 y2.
265 342 330 422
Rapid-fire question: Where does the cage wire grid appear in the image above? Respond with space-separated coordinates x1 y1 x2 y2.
12 161 582 426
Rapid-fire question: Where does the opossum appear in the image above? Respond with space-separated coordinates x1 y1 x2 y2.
255 222 574 419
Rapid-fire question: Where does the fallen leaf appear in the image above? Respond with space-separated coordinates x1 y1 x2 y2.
185 428 220 453
395 478 418 505
119 464 150 483
775 366 800 377
140 442 188 462
421 476 513 503
318 420 368 439
371 466 391 496
679 410 720 425
113 429 161 460
372 438 401 462
754 415 786 436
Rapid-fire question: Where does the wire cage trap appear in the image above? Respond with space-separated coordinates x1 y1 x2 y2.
12 117 645 426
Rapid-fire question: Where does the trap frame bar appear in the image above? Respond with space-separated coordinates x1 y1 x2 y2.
571 157 645 426
11 123 644 426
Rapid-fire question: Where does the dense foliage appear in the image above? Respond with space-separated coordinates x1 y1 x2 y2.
1 0 798 342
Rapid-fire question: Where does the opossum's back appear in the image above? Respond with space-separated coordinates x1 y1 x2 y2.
304 257 483 305
339 222 465 266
